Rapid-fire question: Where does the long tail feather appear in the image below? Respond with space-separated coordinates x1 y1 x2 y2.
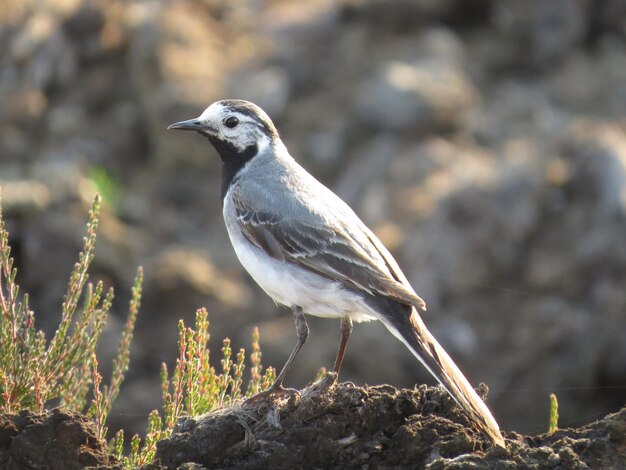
383 308 505 447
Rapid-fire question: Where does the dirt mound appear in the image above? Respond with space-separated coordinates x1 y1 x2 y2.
0 408 117 469
0 380 623 469
150 374 626 469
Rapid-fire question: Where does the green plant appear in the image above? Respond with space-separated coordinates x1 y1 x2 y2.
1 190 276 466
0 193 141 435
88 166 122 211
548 393 559 435
115 308 276 467
89 267 143 441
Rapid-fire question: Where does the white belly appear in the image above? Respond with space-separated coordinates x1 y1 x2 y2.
223 200 377 323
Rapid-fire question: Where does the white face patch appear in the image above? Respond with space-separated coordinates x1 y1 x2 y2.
198 102 222 123
197 102 272 154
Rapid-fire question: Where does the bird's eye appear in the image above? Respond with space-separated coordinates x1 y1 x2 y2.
224 116 239 129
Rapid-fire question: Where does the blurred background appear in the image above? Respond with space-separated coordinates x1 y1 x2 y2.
1 0 626 439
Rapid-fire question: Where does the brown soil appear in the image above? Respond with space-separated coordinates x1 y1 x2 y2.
1 377 624 469
0 408 117 469
150 374 626 470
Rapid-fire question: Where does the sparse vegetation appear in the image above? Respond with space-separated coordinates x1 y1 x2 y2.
0 191 275 467
89 267 143 442
0 194 140 422
116 308 276 467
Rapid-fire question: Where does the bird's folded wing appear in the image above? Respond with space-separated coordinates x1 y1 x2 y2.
234 200 426 310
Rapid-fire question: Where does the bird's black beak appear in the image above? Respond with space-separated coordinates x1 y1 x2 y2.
167 118 206 131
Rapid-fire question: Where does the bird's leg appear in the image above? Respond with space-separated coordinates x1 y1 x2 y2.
333 317 353 376
270 306 309 391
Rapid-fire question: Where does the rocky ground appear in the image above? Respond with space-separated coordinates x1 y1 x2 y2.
1 376 625 469
1 0 626 442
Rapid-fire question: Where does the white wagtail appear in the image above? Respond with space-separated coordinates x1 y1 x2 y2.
168 99 505 447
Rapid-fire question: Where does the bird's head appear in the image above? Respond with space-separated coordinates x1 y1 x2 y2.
168 99 279 160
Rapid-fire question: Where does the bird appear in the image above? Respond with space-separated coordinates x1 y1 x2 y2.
168 99 505 447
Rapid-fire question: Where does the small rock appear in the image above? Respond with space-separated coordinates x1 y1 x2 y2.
356 58 478 132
